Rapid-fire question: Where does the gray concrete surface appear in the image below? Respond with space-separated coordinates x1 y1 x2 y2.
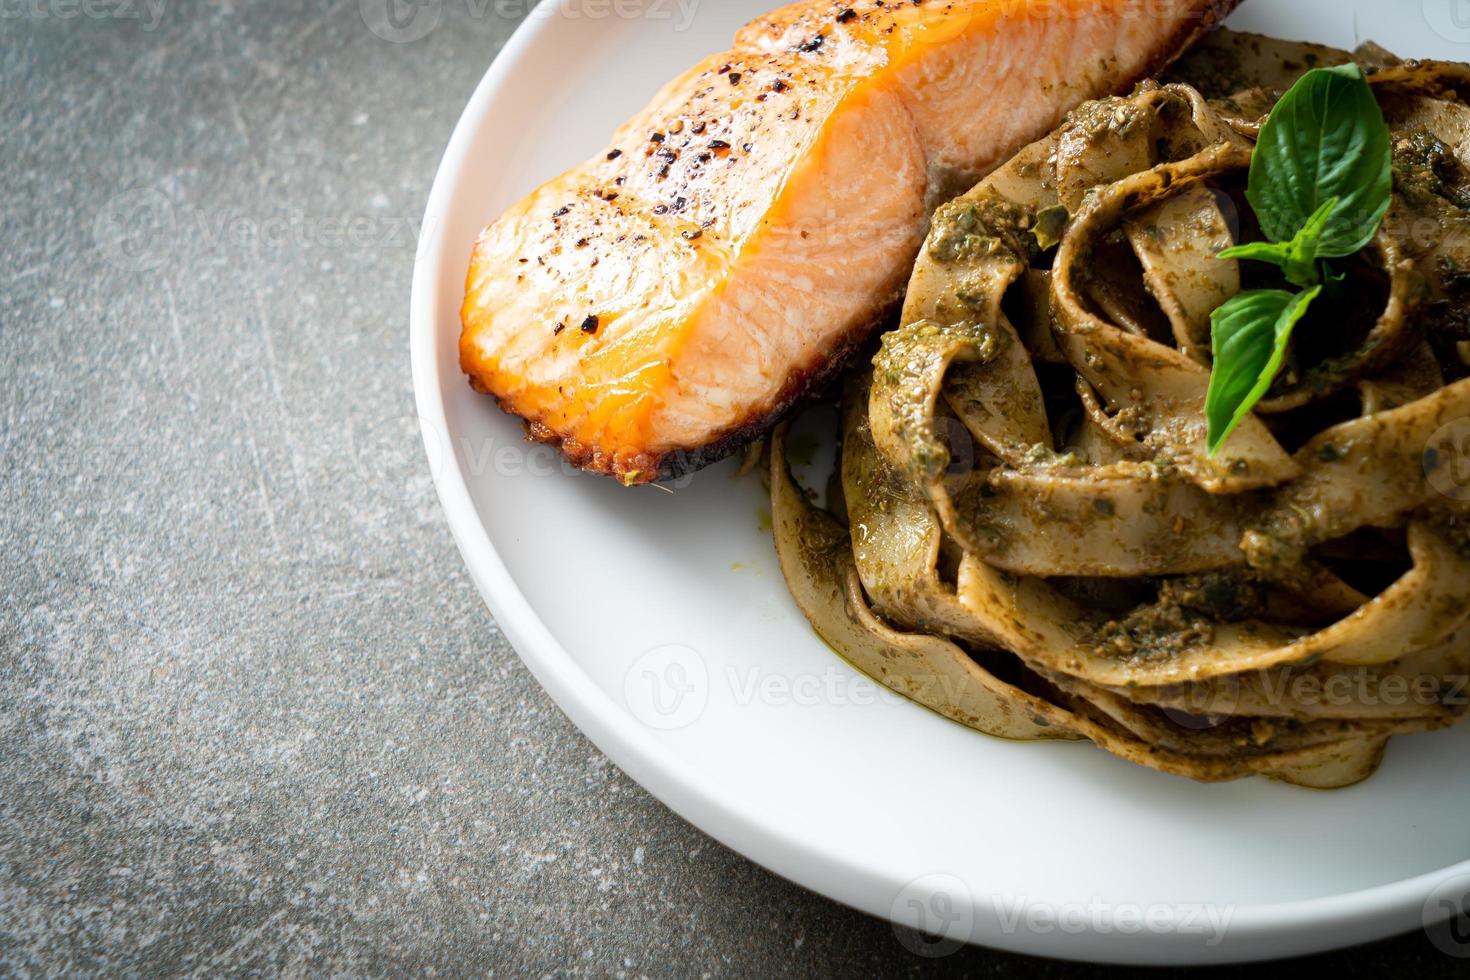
1 1 1466 975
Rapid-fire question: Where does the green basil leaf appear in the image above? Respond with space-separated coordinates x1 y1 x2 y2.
1247 64 1392 257
1218 240 1293 265
1219 197 1340 287
1206 286 1323 454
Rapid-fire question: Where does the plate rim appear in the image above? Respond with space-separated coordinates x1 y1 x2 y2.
409 2 1470 964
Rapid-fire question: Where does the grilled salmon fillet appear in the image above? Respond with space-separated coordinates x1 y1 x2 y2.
461 0 1239 485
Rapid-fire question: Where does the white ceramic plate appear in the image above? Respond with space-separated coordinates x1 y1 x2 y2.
412 0 1470 964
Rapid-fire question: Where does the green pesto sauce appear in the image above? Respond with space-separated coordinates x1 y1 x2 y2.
928 197 1035 266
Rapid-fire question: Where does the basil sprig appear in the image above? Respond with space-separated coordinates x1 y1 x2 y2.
1218 196 1340 289
1205 64 1393 454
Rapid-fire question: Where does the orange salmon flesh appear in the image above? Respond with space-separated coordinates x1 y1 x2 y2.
461 0 1240 484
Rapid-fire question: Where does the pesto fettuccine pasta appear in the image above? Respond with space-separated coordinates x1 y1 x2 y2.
771 32 1470 788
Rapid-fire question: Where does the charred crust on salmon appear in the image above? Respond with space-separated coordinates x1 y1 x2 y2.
503 306 895 487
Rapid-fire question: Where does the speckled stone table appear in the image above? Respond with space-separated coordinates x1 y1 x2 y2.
0 2 1465 975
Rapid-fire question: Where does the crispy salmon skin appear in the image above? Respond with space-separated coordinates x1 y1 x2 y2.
461 0 1240 484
